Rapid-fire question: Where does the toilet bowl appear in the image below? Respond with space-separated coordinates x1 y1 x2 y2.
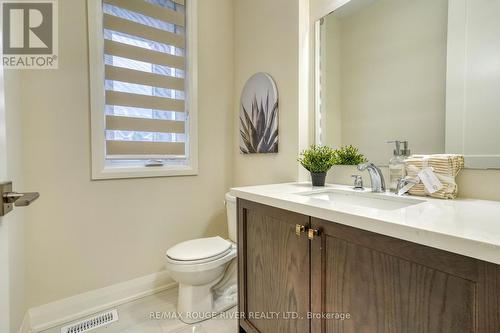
165 193 237 324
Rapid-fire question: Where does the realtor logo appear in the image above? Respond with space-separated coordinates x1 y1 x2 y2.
2 1 58 69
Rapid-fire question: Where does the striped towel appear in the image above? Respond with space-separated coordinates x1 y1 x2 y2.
405 154 465 199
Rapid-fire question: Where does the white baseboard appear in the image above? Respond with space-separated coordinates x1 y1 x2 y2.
28 270 176 333
18 312 31 333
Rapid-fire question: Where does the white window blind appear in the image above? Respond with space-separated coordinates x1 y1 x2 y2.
102 0 187 159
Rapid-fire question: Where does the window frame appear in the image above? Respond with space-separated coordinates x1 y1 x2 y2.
87 0 198 180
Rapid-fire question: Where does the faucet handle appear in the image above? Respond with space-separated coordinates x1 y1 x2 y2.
351 175 364 190
396 177 419 195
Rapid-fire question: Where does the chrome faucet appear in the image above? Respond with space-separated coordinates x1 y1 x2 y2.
357 163 386 193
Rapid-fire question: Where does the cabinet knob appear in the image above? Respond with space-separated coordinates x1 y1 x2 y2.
308 228 320 240
295 224 306 237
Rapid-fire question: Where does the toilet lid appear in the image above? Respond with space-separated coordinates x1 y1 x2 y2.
166 236 232 261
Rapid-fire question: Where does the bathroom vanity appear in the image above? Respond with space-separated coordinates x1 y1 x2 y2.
232 183 500 333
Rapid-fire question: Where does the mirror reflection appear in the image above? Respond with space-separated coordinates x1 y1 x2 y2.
316 0 500 169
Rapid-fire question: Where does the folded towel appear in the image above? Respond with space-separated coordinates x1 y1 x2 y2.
405 154 464 199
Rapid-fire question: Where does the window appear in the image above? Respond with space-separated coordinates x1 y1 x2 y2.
88 0 197 179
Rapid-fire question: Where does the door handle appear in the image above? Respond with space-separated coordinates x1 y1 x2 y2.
295 224 306 237
0 182 40 216
6 192 40 206
308 228 321 240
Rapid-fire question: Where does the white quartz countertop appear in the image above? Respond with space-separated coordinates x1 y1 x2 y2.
230 182 500 265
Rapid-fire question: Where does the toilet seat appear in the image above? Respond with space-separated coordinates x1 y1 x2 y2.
167 247 232 265
166 236 232 263
166 244 236 273
166 237 237 273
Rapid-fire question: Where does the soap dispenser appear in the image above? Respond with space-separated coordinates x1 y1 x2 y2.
387 141 410 192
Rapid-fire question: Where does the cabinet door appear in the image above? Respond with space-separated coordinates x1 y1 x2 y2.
238 199 310 333
310 218 484 333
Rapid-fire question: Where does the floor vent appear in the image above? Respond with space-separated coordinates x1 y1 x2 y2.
60 309 118 333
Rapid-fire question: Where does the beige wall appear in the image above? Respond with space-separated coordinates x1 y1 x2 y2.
4 70 27 331
233 0 302 186
20 0 234 307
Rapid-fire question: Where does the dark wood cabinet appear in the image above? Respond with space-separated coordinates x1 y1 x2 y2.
238 200 311 333
311 218 482 333
238 199 500 333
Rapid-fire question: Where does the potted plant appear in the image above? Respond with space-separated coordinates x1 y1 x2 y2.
298 145 337 186
333 145 367 165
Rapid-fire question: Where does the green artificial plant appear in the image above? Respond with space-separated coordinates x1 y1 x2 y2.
298 145 337 173
333 145 368 165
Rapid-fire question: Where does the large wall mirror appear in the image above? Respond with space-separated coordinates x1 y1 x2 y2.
315 0 500 169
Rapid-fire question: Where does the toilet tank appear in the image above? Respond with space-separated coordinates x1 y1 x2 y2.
225 193 237 242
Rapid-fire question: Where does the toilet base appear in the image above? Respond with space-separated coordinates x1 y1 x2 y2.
177 260 237 324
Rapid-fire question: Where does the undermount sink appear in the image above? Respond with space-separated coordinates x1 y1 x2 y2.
298 189 423 211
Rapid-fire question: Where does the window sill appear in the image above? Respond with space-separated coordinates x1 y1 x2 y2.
91 165 198 180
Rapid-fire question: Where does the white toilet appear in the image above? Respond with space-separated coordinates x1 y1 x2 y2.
165 193 237 324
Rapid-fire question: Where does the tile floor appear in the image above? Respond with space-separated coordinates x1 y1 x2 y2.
42 288 238 333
